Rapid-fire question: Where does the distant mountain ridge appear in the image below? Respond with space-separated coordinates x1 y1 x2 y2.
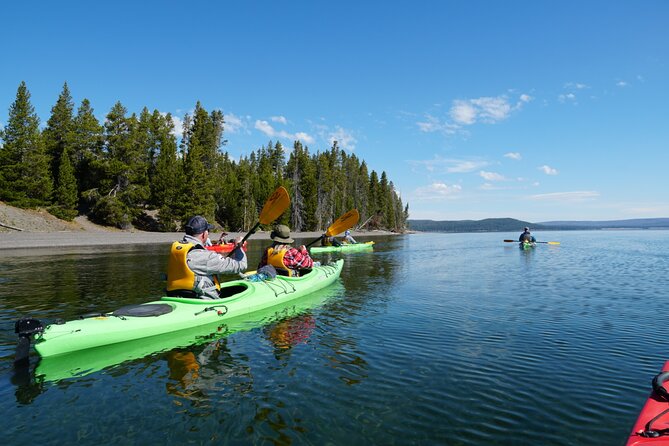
408 217 669 233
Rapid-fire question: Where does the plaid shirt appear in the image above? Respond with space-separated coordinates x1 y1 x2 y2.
259 244 314 271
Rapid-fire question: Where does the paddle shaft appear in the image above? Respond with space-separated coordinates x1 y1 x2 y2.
503 239 560 245
227 186 290 257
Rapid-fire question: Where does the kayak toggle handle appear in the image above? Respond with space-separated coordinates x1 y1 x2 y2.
652 372 669 400
195 305 228 316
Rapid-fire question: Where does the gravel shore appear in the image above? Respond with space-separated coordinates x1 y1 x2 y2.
0 202 396 250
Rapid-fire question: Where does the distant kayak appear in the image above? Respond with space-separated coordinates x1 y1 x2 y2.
205 241 247 253
310 241 375 254
627 361 669 445
16 260 343 358
519 241 536 250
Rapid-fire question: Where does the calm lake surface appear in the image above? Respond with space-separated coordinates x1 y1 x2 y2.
1 230 668 445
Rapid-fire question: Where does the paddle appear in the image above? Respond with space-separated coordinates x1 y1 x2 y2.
503 239 560 245
227 186 290 257
305 209 360 248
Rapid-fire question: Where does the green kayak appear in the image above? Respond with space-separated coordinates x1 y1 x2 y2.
310 241 375 254
21 260 343 358
35 281 344 382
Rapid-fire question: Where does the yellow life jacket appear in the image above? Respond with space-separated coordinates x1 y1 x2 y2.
266 245 294 277
166 241 220 296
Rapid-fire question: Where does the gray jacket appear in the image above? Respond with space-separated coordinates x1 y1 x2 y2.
182 235 248 299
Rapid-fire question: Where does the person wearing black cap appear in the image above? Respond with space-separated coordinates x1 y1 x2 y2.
257 224 314 277
519 227 536 243
166 215 247 299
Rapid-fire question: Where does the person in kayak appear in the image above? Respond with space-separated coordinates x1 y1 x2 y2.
166 215 247 299
519 227 536 243
258 224 314 277
321 235 342 247
343 230 358 244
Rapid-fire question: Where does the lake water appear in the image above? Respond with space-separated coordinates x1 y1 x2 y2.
1 230 668 445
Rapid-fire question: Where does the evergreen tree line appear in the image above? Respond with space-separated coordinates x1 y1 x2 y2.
0 82 408 232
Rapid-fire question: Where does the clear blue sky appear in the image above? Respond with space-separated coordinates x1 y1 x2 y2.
1 1 667 222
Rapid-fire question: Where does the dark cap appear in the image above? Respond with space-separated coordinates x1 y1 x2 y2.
524 227 530 231
270 224 294 243
185 216 214 235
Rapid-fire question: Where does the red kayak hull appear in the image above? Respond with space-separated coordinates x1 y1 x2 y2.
205 242 247 253
627 361 669 445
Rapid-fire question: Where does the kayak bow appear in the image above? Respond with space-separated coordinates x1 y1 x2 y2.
627 361 669 445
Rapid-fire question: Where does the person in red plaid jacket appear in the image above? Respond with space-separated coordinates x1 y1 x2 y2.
258 225 314 277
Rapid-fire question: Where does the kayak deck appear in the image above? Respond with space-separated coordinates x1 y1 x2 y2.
32 260 343 357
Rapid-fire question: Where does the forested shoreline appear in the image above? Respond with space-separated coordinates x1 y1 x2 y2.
0 82 408 232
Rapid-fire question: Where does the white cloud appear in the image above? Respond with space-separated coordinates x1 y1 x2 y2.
418 93 530 134
451 96 512 125
271 115 288 124
529 191 599 202
450 100 478 125
295 132 315 145
504 152 521 160
254 120 314 144
169 114 183 137
565 82 589 90
558 93 577 103
328 126 357 151
449 94 530 126
414 182 463 200
410 156 489 174
479 170 506 181
416 114 458 134
539 165 558 175
224 112 250 134
616 81 628 87
255 119 274 135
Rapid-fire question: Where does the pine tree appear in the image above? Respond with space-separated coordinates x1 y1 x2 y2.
43 82 74 191
70 98 104 202
151 111 182 230
0 81 52 207
180 103 224 223
51 146 78 220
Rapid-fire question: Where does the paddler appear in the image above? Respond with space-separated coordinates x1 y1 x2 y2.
257 224 314 277
518 227 536 243
166 215 247 299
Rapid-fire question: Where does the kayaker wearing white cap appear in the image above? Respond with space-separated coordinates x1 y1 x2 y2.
166 215 247 299
343 229 357 244
519 227 536 243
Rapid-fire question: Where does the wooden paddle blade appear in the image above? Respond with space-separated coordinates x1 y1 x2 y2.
325 209 360 236
258 186 290 225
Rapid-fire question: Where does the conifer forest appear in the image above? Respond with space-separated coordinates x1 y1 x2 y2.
0 82 408 232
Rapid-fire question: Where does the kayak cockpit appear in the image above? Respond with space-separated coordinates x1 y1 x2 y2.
161 281 252 304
